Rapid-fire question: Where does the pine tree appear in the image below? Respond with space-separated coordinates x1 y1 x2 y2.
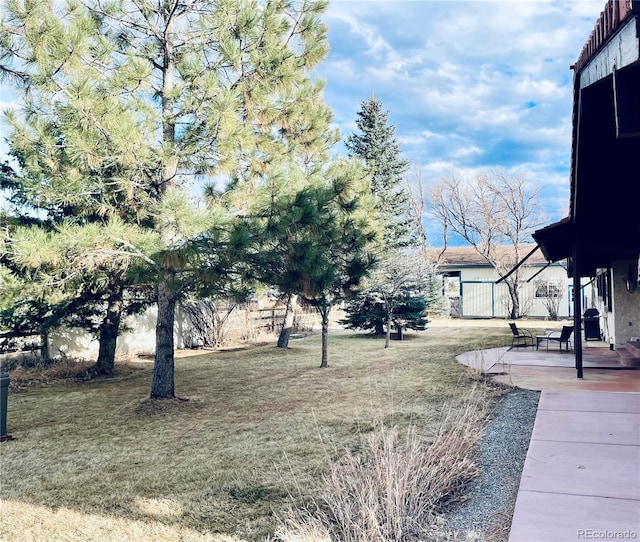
341 250 430 346
0 157 154 375
1 0 333 397
342 97 420 336
249 159 378 367
420 259 445 318
345 97 412 248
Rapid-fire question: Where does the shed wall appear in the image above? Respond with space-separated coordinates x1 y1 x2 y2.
456 265 573 318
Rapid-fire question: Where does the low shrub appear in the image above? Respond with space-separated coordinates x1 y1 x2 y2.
276 385 492 542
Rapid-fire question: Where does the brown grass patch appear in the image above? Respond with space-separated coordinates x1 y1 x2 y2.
133 396 201 416
0 325 520 540
6 358 144 391
0 499 243 542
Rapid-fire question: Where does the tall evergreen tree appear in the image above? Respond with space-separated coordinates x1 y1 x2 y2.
342 97 416 337
1 0 333 398
1 146 154 376
345 96 412 248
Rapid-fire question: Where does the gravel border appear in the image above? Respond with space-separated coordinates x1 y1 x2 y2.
446 388 541 538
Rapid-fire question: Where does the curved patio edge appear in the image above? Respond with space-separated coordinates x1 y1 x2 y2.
455 347 510 374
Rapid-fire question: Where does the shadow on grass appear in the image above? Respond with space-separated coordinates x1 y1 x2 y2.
0 326 513 540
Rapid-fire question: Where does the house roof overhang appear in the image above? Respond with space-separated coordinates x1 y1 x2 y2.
535 1 640 278
532 218 573 263
533 215 640 277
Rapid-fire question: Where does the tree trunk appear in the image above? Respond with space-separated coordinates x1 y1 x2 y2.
151 276 176 399
277 294 298 348
95 294 123 376
319 305 330 368
40 331 50 362
385 312 391 348
508 279 520 319
150 0 178 400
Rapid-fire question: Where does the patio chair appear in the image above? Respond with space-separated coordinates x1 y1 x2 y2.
545 325 574 352
509 323 533 349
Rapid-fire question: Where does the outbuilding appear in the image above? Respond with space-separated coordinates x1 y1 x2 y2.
432 245 589 319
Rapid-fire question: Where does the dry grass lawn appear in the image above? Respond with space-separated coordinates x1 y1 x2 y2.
0 324 534 541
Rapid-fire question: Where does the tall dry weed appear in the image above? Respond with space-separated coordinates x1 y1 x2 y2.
277 385 492 542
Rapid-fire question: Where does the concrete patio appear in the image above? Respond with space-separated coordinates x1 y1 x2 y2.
456 345 640 541
456 344 640 392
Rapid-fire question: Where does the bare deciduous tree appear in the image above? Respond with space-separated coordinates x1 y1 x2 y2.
180 299 237 349
429 169 543 319
406 166 431 256
404 167 446 317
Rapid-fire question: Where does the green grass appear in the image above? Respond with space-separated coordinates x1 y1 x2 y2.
0 325 518 541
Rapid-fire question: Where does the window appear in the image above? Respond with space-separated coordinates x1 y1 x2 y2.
535 280 563 298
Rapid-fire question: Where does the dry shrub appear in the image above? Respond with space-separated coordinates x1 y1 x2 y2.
6 358 142 390
276 515 333 542
7 357 94 389
277 386 491 542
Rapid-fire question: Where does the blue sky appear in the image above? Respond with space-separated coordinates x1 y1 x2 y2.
315 0 606 244
0 0 605 246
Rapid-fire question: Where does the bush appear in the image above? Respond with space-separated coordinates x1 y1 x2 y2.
277 386 490 542
341 293 430 336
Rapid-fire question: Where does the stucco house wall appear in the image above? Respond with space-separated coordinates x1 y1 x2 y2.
49 306 168 359
597 259 640 348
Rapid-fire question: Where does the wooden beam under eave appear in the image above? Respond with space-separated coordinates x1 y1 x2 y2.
579 15 639 89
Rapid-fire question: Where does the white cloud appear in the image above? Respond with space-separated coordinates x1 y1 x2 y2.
451 145 483 159
318 0 605 207
318 0 605 245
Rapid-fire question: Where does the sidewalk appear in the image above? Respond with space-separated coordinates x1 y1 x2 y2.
456 347 640 541
508 390 640 542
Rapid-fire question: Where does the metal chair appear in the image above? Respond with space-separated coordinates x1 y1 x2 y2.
509 323 533 348
546 325 574 352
